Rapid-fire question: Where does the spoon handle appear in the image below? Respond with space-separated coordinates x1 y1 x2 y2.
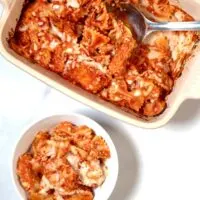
148 21 200 32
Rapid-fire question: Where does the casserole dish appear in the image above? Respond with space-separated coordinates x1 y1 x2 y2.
0 0 200 129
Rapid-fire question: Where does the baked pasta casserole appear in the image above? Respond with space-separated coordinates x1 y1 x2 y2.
17 121 110 200
9 0 199 117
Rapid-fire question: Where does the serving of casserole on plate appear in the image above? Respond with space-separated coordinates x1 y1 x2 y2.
1 0 200 128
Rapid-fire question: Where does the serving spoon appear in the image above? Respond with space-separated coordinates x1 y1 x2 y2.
107 3 200 42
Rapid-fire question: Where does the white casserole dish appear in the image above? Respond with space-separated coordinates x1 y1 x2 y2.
0 0 200 129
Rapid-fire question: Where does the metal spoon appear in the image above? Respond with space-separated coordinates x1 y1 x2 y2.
108 3 200 42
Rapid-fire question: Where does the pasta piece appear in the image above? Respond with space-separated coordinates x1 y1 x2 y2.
79 160 106 188
64 192 93 200
85 1 113 32
101 78 145 112
51 122 76 141
17 154 40 192
29 192 55 200
88 136 111 160
108 39 137 76
31 132 50 158
81 27 111 55
43 158 79 195
63 61 110 94
143 99 166 117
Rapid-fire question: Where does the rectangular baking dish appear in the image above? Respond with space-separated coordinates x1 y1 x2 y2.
1 0 200 129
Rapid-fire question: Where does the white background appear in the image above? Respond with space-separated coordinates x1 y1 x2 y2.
1 54 200 200
1 6 200 200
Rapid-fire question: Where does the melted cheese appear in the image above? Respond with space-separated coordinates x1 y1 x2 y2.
77 55 107 73
50 40 60 49
79 160 106 187
67 0 80 9
19 25 29 32
51 23 65 41
39 176 54 195
66 152 80 170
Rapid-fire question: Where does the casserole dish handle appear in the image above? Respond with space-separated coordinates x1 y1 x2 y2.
184 51 200 100
0 0 11 10
186 78 200 99
0 0 11 38
0 0 11 21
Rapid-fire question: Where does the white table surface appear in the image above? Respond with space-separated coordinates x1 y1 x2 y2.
1 34 200 200
2 57 200 200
